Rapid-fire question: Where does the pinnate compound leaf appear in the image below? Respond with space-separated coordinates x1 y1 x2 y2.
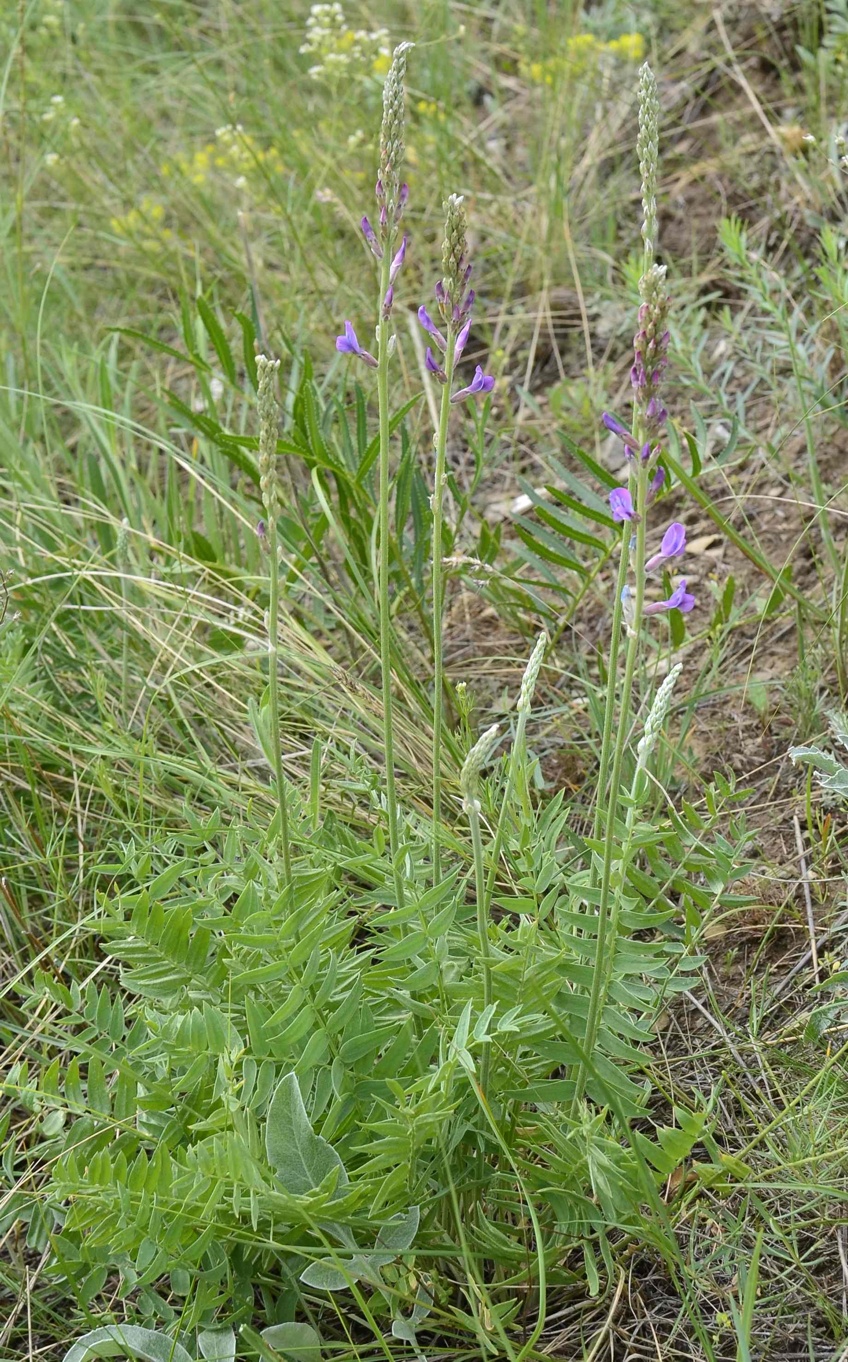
266 1073 349 1196
63 1326 193 1362
197 1330 236 1362
261 1323 322 1362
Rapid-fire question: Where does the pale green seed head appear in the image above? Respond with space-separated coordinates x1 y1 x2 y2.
460 723 501 811
441 193 468 312
379 42 413 222
116 516 130 567
637 662 682 762
256 354 281 521
636 62 660 259
517 632 547 715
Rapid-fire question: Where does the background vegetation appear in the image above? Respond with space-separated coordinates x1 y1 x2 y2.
3 1 848 1358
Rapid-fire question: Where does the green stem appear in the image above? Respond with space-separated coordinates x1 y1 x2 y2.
591 538 631 849
266 513 292 887
431 331 456 885
377 252 404 907
572 458 649 1111
469 799 493 1099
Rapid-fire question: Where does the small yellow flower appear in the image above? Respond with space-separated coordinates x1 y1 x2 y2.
372 51 391 76
566 33 597 56
604 32 645 61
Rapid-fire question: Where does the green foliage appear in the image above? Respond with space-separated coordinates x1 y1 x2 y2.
5 1 848 1357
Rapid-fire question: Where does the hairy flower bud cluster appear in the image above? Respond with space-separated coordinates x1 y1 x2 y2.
636 61 660 258
637 662 682 760
460 723 501 813
440 194 470 315
256 355 281 522
633 263 670 437
337 44 413 362
517 632 547 715
417 195 494 403
376 42 413 234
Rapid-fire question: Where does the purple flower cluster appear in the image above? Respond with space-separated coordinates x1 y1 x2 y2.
601 275 695 622
418 259 494 404
632 269 671 440
336 169 411 366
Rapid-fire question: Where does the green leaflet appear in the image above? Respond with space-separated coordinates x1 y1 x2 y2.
63 1326 194 1362
265 1073 349 1197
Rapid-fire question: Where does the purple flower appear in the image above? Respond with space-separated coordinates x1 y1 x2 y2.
382 285 394 318
426 347 447 382
455 316 472 360
646 396 668 426
648 465 665 499
418 305 447 351
644 578 696 616
389 234 407 284
361 216 382 259
451 365 494 403
335 320 378 369
455 287 475 324
645 521 686 572
631 362 647 389
609 487 635 522
602 411 638 451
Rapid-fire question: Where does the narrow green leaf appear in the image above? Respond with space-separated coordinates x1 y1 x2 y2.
197 296 237 384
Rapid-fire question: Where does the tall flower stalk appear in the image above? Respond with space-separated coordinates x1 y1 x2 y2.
419 195 493 883
574 64 692 1108
335 42 412 907
257 354 292 887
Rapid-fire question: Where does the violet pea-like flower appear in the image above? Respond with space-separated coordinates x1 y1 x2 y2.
418 305 447 352
602 410 639 453
335 320 378 369
425 347 447 383
644 578 696 615
648 465 665 499
389 234 407 284
451 365 494 403
455 316 472 360
609 487 635 523
645 522 686 573
361 216 382 259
